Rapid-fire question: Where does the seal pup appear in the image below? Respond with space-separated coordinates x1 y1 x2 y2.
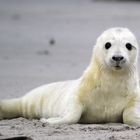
0 27 140 125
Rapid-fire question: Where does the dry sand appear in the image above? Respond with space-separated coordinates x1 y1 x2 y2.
1 118 140 140
0 0 140 139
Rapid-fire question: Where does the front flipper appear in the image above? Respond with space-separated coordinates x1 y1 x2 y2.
123 97 140 126
40 102 83 124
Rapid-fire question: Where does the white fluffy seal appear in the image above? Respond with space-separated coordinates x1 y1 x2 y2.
0 27 140 125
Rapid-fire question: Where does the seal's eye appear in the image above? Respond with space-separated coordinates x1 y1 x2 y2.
105 42 111 49
126 43 132 51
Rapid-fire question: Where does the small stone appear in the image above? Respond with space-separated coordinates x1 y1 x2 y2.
49 39 55 45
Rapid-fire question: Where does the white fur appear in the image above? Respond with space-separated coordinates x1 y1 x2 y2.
1 27 140 125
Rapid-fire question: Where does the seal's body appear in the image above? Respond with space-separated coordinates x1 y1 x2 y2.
1 27 140 125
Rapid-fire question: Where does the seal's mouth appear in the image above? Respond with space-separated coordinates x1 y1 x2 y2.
108 60 125 71
114 65 122 70
112 61 122 70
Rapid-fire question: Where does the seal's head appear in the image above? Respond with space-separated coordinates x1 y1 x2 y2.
94 28 139 72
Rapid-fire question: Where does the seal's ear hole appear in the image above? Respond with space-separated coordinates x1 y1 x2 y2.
126 43 132 51
105 42 111 50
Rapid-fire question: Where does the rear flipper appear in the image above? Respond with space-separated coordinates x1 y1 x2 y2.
0 98 22 119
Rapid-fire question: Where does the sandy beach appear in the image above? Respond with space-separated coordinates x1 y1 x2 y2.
0 0 140 139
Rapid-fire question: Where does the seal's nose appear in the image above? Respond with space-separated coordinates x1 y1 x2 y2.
112 55 124 62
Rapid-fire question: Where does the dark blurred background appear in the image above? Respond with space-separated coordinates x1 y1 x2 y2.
0 0 140 98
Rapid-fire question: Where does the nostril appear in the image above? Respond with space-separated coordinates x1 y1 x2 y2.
120 56 124 61
112 56 124 61
112 56 117 61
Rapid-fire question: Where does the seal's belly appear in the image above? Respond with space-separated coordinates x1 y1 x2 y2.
80 94 127 123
